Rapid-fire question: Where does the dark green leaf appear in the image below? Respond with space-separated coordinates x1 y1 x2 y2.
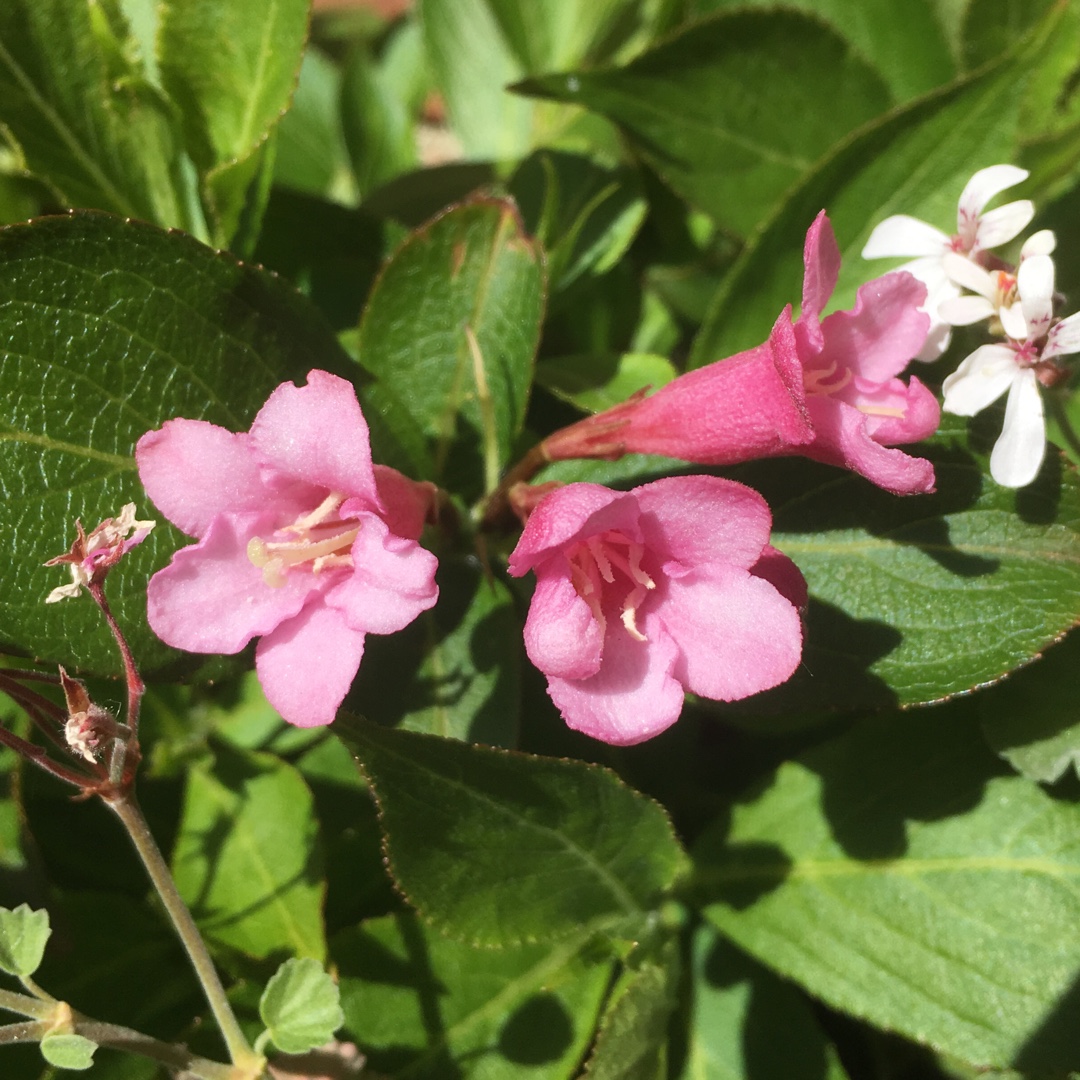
172 744 326 961
339 718 688 945
259 957 344 1054
979 629 1080 783
0 211 350 676
695 705 1080 1074
349 556 521 747
0 904 49 977
961 0 1055 69
720 418 1080 710
536 352 675 414
516 11 891 239
354 198 544 496
0 0 196 232
584 940 678 1080
690 0 955 101
336 911 611 1079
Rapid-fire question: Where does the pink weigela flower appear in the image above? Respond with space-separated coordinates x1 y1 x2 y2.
508 476 805 745
608 212 939 496
136 370 439 728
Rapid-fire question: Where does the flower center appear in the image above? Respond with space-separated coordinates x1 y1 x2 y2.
567 531 656 642
803 360 852 397
247 492 360 588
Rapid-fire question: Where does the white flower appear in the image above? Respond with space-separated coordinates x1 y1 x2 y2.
862 165 1035 360
942 254 1080 487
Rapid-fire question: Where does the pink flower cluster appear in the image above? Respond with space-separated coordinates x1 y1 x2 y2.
136 213 937 743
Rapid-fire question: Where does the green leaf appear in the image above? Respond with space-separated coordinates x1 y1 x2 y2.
690 28 1035 363
961 0 1055 69
336 911 612 1079
584 940 678 1080
536 352 675 414
0 211 350 676
516 10 891 239
354 198 544 496
690 0 955 102
259 956 344 1054
720 417 1080 710
338 718 688 946
172 744 326 961
350 556 521 747
678 925 850 1080
0 904 49 977
0 0 197 232
695 705 1080 1074
978 629 1080 783
39 1033 96 1071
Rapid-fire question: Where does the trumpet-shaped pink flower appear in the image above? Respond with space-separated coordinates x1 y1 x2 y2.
136 370 439 728
508 476 805 745
604 213 939 495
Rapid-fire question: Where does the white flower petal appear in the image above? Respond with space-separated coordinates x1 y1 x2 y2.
1021 229 1056 258
942 251 997 299
1044 310 1080 360
862 215 949 259
942 345 1017 416
974 200 1035 250
1017 254 1055 336
958 164 1029 219
938 295 996 326
999 301 1028 342
990 369 1045 487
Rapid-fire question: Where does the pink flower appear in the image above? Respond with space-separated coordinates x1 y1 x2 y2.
551 214 939 496
136 370 439 728
507 476 805 745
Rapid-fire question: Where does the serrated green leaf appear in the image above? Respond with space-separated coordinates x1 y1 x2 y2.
978 629 1080 783
536 352 675 414
39 1033 96 1071
678 925 850 1080
354 198 544 496
0 0 197 233
584 940 678 1080
719 417 1080 710
691 0 955 102
695 705 1080 1074
172 744 326 961
350 556 521 747
516 10 891 240
0 211 350 677
338 717 688 946
336 911 612 1079
259 956 343 1054
0 904 49 977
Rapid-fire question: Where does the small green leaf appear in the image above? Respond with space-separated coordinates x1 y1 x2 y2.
39 1033 96 1071
0 904 49 977
516 11 891 240
259 957 343 1055
172 745 327 961
338 718 688 946
354 197 544 496
695 705 1080 1073
337 912 612 1078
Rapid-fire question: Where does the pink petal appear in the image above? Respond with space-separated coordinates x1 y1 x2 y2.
508 484 639 576
751 546 808 611
523 569 603 681
617 310 814 464
137 421 269 537
816 271 929 383
545 618 683 746
857 375 940 446
804 397 936 495
146 513 323 654
800 211 841 327
325 512 438 635
256 603 366 727
249 370 378 500
632 475 772 572
372 465 436 541
862 216 949 259
660 567 802 702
